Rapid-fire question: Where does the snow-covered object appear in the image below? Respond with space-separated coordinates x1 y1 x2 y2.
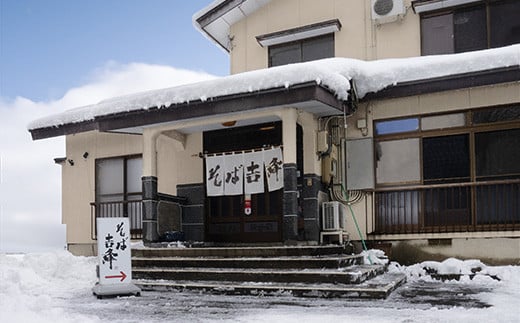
389 257 515 282
28 45 519 131
361 249 389 265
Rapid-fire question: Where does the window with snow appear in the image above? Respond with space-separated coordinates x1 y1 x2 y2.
420 0 520 56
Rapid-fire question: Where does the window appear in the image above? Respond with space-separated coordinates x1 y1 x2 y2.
375 118 419 135
376 138 421 184
475 128 520 179
268 34 334 67
423 134 470 183
420 0 520 55
95 156 143 234
475 128 520 225
374 106 520 232
472 105 520 124
422 113 465 131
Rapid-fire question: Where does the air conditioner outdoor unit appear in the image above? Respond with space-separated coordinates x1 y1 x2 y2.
322 201 347 231
371 0 405 24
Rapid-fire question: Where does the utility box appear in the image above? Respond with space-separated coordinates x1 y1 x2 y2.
346 138 375 190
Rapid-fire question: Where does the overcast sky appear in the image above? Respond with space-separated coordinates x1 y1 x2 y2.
0 0 226 252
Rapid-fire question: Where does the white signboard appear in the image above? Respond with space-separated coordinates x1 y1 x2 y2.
97 217 132 285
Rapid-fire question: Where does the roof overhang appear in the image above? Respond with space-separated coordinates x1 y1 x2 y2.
363 65 520 101
194 0 271 52
412 0 481 14
29 82 348 140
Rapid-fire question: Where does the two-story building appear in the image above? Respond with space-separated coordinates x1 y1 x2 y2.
29 0 519 264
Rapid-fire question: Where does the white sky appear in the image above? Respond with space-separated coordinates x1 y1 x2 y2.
0 63 215 252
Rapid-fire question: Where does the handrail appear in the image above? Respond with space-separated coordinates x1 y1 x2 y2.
374 178 520 192
373 179 519 235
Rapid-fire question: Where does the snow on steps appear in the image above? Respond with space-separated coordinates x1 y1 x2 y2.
136 273 406 299
131 246 406 299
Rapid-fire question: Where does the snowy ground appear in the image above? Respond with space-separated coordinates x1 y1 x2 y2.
1 251 519 323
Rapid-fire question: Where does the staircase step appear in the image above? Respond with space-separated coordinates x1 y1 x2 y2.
131 255 362 269
133 264 385 284
135 272 406 299
132 245 347 258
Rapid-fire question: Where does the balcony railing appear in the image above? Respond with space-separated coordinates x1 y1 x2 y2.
374 179 520 234
90 200 143 239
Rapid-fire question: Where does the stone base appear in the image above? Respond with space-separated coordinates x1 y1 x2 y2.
92 283 141 299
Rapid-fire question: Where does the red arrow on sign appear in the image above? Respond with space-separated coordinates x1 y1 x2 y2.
105 271 127 282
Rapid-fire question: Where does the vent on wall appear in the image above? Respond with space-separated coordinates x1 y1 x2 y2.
371 0 405 24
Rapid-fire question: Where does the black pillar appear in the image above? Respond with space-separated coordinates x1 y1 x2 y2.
177 183 205 241
142 176 159 243
283 163 298 241
302 174 323 242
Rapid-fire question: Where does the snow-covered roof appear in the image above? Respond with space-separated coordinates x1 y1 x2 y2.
193 0 272 52
28 45 520 138
28 45 520 137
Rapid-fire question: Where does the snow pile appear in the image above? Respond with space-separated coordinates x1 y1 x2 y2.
0 251 99 323
28 45 519 130
389 257 516 282
361 249 389 265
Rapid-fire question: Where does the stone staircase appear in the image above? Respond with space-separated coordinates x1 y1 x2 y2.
132 245 406 299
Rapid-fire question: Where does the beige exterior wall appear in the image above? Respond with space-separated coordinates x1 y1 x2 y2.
230 0 419 74
63 131 142 256
156 133 204 195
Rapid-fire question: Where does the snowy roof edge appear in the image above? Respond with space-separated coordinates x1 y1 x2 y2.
27 45 520 139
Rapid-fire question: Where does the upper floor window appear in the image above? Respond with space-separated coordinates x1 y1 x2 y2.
256 19 340 68
268 34 334 67
420 0 520 55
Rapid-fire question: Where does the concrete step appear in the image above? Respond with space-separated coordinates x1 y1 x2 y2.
135 272 407 299
131 254 363 269
131 245 347 258
132 264 385 284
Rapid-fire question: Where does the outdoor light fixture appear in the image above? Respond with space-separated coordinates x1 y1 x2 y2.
222 121 237 127
68 159 74 166
83 152 89 159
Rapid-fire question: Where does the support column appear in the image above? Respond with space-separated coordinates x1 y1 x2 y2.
282 109 298 241
142 129 160 243
302 174 322 242
142 176 159 243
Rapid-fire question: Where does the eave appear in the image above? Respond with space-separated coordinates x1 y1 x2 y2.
362 65 520 101
29 83 347 140
193 0 271 52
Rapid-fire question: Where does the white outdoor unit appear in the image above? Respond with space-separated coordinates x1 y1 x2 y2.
321 201 347 231
371 0 405 24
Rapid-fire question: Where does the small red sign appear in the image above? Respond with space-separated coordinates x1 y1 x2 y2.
105 271 127 282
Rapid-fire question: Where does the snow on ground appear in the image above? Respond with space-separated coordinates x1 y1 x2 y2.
28 45 519 130
1 251 519 323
